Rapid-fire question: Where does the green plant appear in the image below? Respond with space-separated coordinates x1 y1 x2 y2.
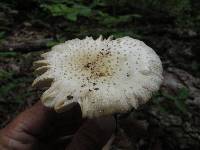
41 3 92 21
0 69 14 80
41 0 142 27
0 32 6 43
152 87 189 113
97 11 141 27
162 87 189 113
46 38 65 48
0 76 32 102
0 52 17 57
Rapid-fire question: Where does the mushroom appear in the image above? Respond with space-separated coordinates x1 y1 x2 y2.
32 36 163 118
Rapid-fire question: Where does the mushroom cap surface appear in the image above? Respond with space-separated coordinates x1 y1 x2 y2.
33 36 163 118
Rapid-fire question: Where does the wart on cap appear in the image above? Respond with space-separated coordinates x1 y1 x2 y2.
32 36 163 118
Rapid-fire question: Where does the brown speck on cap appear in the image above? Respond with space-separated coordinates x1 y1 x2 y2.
32 36 163 118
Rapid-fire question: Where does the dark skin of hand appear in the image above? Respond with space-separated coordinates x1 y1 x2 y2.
0 101 115 150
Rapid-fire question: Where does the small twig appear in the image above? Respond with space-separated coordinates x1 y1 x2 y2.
55 134 74 143
114 114 119 133
0 38 53 52
102 134 115 150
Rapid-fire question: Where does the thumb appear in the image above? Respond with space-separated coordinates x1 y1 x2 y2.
66 116 116 150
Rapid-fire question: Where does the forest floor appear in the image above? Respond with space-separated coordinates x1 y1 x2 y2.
0 2 200 149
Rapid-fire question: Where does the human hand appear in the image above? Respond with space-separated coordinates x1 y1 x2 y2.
0 101 115 150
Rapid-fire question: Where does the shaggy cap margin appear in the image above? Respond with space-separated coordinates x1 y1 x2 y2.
32 36 163 118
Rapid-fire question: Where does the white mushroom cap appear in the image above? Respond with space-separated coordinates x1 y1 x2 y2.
32 36 163 118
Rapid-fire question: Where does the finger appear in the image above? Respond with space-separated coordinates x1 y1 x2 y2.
66 116 116 150
2 101 54 136
0 101 53 150
51 102 83 135
42 103 83 142
1 101 82 141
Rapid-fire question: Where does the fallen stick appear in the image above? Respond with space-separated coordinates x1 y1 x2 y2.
0 38 53 52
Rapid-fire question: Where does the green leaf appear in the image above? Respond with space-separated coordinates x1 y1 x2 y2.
0 32 5 39
41 3 91 22
46 39 65 48
66 12 78 21
174 98 187 113
161 88 188 113
97 11 141 27
90 0 107 8
0 52 17 57
0 82 17 97
158 105 168 113
0 31 6 44
178 87 189 100
162 92 177 101
47 41 60 48
74 4 92 17
0 69 14 80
